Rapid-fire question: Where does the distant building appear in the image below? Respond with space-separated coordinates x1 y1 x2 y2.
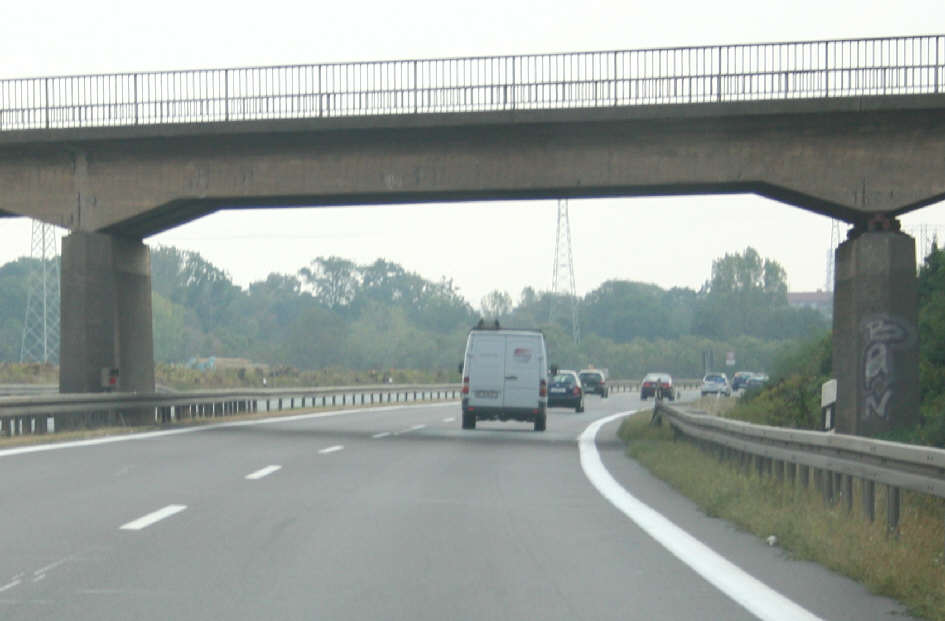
787 290 833 319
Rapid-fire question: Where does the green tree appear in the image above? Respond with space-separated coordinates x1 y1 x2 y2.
480 290 512 320
299 256 359 310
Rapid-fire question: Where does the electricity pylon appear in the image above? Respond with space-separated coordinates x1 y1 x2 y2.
20 220 61 364
549 199 579 343
824 219 844 292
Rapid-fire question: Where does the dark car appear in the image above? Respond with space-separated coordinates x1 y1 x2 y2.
731 371 756 391
578 369 608 398
547 370 585 412
640 373 674 400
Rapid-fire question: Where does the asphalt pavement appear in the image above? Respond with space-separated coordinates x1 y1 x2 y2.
0 392 913 620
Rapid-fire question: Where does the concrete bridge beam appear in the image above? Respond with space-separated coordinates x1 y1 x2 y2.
60 232 155 409
833 227 919 436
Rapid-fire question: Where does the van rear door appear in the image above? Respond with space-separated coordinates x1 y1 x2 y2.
467 333 505 408
502 334 541 410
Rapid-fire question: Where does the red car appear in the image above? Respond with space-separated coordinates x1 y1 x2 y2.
640 373 674 400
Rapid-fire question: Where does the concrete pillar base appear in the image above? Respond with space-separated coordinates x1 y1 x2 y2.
833 231 919 436
60 233 155 420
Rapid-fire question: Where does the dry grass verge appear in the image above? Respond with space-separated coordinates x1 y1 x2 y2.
0 399 456 450
618 412 945 621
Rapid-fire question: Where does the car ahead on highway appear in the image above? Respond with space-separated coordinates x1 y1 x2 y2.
640 373 674 400
731 371 755 391
578 369 608 398
701 373 732 397
547 370 585 412
460 326 548 431
745 373 769 389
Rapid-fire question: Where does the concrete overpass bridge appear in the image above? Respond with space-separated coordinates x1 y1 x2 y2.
2 34 943 434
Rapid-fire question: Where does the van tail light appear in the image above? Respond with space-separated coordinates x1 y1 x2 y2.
462 376 470 395
539 379 547 397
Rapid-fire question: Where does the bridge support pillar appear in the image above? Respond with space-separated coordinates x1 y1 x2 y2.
833 230 918 436
60 232 155 409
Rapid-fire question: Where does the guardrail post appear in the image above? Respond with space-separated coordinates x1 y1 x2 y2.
775 460 784 482
799 465 809 488
886 486 900 536
842 475 853 512
787 462 796 485
278 398 282 411
862 479 876 521
824 470 835 505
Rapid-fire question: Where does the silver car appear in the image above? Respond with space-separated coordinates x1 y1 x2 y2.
700 373 731 397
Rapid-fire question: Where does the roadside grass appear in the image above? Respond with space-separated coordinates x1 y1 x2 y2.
0 399 457 450
688 394 738 417
618 412 945 621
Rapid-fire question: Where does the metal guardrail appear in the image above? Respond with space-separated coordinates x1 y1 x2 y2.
1 35 942 132
654 401 945 536
0 378 678 436
0 383 464 436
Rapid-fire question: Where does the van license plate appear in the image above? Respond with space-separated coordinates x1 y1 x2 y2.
475 390 499 399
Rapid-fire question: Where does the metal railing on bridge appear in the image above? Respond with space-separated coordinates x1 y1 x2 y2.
1 35 943 131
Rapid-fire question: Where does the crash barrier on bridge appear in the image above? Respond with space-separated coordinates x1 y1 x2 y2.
653 401 945 541
0 384 465 436
1 35 942 131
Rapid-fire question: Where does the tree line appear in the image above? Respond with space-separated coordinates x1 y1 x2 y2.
0 246 829 378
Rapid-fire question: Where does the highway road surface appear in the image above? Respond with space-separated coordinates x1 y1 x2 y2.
0 391 913 620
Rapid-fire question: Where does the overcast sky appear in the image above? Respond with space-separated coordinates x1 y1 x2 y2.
2 1 945 307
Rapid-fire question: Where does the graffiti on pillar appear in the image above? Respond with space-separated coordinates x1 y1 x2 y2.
861 315 913 420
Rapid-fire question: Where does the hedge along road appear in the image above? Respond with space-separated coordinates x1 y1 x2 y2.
0 391 912 620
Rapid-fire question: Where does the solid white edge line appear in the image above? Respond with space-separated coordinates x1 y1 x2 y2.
442 417 455 422
579 411 824 621
318 445 344 454
245 465 282 480
372 432 391 439
0 580 21 593
119 504 187 531
0 401 455 459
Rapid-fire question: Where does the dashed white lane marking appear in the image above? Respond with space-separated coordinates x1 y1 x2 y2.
442 417 455 423
0 579 21 593
32 557 71 582
245 465 282 480
318 445 344 454
120 505 188 531
372 432 391 439
394 424 426 435
579 411 823 621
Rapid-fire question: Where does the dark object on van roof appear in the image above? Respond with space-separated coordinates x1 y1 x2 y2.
474 319 501 330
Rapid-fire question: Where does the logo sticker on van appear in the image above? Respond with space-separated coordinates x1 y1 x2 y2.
513 348 532 363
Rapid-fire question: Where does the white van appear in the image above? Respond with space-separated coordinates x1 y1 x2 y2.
460 328 548 431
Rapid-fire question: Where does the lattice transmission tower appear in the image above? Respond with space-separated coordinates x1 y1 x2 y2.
20 220 61 364
824 219 845 292
905 223 945 263
549 199 579 343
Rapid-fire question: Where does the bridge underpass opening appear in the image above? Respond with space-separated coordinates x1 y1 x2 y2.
85 190 933 436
